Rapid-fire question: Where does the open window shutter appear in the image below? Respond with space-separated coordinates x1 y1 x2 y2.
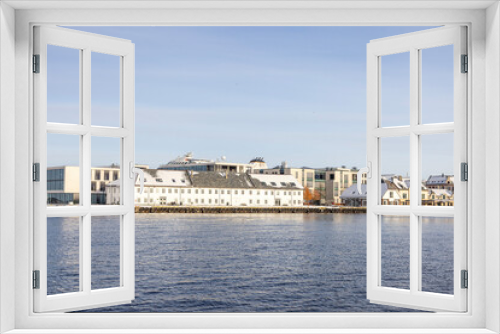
366 26 467 312
33 26 135 312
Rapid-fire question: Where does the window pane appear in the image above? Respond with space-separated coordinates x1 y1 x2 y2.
47 217 80 295
381 215 410 290
421 216 454 294
92 52 121 127
380 52 410 127
421 45 454 124
421 133 454 207
91 137 121 205
92 216 121 290
380 136 410 206
47 133 80 206
47 45 80 124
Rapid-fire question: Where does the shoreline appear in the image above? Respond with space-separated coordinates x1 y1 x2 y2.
135 206 366 214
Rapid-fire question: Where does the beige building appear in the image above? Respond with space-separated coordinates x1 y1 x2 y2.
252 164 316 192
325 167 367 205
47 165 121 205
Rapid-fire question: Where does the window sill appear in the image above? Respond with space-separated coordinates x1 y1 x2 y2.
4 329 497 334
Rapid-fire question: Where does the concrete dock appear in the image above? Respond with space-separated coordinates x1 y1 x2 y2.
135 206 366 214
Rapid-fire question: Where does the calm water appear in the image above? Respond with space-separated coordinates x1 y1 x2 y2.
46 213 454 312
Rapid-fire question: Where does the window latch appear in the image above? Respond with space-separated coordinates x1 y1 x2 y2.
357 162 371 195
130 162 145 194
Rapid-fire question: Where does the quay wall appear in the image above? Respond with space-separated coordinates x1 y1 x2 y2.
135 206 366 214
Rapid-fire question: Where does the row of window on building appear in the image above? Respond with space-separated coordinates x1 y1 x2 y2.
137 187 300 196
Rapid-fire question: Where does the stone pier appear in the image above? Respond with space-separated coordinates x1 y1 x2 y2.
135 206 366 214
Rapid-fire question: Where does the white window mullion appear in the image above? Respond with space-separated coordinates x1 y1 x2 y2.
81 47 92 295
366 45 379 299
82 47 91 211
121 45 135 294
409 47 419 294
82 213 92 294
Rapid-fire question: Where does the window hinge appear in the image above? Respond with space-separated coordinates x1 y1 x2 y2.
33 54 40 73
461 269 468 289
33 163 40 182
461 54 468 73
461 162 468 181
33 270 40 289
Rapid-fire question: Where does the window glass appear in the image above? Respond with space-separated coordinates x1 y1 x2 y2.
92 216 121 290
381 215 410 289
92 52 121 127
421 133 454 207
380 136 410 205
421 45 454 124
421 216 454 294
47 45 80 124
47 217 80 295
47 134 80 206
91 137 121 205
381 52 410 127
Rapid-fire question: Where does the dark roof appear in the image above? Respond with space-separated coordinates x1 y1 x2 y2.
144 169 159 178
191 172 253 189
190 172 301 190
426 174 453 184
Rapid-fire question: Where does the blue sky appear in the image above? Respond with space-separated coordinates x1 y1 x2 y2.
47 26 454 177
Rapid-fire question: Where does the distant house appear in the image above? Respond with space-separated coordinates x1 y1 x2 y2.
425 174 454 191
340 180 405 207
340 175 432 207
381 175 409 205
423 189 454 206
340 184 367 207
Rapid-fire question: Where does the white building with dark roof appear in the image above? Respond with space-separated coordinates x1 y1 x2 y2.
106 170 304 207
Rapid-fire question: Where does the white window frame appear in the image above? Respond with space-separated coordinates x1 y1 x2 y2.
366 26 467 312
1 2 498 334
32 25 136 313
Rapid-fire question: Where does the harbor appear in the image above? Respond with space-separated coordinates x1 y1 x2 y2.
135 205 366 214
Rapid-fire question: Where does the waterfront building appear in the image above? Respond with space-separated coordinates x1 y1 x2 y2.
325 167 367 205
106 169 304 207
159 152 254 173
47 165 120 205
